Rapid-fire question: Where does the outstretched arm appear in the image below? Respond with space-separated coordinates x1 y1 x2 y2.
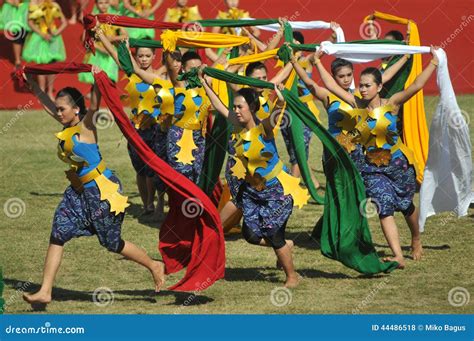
390 47 439 106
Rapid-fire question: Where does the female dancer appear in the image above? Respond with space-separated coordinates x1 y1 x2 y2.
22 0 67 100
22 68 165 308
312 47 439 267
1 0 30 69
95 26 167 218
164 0 201 23
200 70 300 287
79 0 128 88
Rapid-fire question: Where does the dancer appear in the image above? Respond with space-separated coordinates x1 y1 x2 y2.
79 0 128 89
200 71 300 287
313 47 440 267
95 25 166 218
22 67 165 309
1 0 30 69
22 0 67 100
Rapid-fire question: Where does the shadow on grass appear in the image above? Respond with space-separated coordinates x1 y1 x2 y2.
373 243 450 252
4 278 214 311
224 231 321 250
125 202 165 229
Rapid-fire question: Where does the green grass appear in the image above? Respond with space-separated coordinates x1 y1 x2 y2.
0 95 473 314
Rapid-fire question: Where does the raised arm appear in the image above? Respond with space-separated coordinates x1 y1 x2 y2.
269 61 293 85
94 24 120 66
389 47 439 106
265 18 285 51
24 73 60 122
289 53 329 104
241 27 267 52
199 69 230 119
381 54 410 84
313 48 356 106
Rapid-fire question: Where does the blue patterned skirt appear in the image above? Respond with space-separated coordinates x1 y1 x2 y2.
153 127 169 192
236 180 293 240
51 175 125 253
167 125 205 183
361 154 416 217
127 124 161 177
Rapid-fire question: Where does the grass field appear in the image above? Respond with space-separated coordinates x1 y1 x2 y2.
0 95 473 314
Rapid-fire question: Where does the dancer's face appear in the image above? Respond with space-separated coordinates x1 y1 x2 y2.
96 0 110 14
249 68 267 93
233 96 253 126
333 66 353 91
135 48 155 69
55 96 80 127
225 0 239 9
177 0 187 6
183 58 202 73
359 74 382 100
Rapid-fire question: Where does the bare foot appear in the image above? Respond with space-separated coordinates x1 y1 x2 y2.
284 274 300 288
276 240 294 269
383 256 405 269
411 238 423 261
23 292 51 310
150 260 165 292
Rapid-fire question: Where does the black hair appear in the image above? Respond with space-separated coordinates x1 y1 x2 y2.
245 62 267 77
361 67 382 85
330 58 353 75
162 49 182 64
56 87 86 118
384 30 404 41
293 31 304 44
236 88 260 114
181 51 201 67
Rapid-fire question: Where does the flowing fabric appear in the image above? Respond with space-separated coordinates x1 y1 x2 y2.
247 18 345 42
160 30 251 52
319 41 430 63
20 63 225 292
364 11 429 183
198 66 398 274
418 49 472 231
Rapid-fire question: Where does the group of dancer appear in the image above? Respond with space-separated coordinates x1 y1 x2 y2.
8 0 445 309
